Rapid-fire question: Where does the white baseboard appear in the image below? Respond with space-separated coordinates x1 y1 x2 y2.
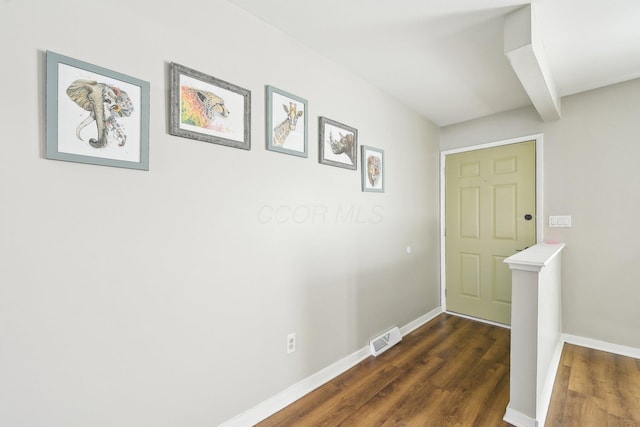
562 333 640 360
504 405 538 427
219 346 371 427
220 307 443 427
400 306 443 336
445 310 511 329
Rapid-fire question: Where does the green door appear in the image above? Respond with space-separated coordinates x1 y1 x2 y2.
445 141 536 325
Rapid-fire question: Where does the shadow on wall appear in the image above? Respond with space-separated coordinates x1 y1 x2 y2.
291 254 433 372
355 256 434 342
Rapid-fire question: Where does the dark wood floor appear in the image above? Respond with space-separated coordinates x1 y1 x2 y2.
257 313 640 427
546 343 640 426
258 314 511 426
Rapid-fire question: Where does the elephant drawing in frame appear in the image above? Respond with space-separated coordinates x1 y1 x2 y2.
66 79 134 148
45 51 151 170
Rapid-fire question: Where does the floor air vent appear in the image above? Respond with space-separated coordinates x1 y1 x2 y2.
369 326 402 357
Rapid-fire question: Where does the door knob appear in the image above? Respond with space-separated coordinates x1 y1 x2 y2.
524 214 533 221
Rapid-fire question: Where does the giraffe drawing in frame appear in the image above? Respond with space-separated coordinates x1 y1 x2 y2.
273 101 304 147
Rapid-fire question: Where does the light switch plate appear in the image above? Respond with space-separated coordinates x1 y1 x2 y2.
549 215 572 227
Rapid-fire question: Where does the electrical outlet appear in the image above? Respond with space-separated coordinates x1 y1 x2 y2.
287 333 296 354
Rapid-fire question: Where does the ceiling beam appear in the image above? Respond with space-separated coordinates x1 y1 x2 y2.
504 5 561 121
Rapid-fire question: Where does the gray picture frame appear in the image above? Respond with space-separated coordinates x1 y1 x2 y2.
361 145 385 193
265 85 308 158
169 63 251 150
46 51 150 170
318 116 358 170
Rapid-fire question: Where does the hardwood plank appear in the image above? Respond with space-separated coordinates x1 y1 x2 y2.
377 387 451 427
473 369 512 427
567 344 596 396
337 356 447 426
607 413 638 427
545 353 572 426
261 363 403 427
256 381 340 427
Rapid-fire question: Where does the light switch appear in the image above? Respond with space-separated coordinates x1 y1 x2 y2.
549 215 572 228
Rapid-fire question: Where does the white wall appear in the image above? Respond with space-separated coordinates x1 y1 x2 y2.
441 78 640 349
0 1 440 426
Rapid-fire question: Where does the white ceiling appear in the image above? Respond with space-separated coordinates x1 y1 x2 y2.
228 0 640 126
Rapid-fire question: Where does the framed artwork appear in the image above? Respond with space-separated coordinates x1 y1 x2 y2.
169 62 251 150
265 85 308 157
318 116 358 170
361 145 384 192
46 51 150 170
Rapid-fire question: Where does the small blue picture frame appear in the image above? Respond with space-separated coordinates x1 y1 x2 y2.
361 145 384 193
265 85 308 158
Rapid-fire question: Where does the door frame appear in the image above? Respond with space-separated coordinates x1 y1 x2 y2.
440 133 545 322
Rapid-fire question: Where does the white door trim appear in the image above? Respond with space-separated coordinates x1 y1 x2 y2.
440 133 545 313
